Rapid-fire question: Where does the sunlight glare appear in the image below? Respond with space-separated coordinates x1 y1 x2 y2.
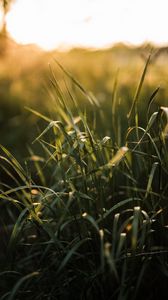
6 0 168 50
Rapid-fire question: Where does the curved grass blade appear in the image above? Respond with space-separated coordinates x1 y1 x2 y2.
147 87 160 121
56 237 91 274
97 198 142 223
8 272 39 300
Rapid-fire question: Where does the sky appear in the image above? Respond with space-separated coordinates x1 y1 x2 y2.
3 0 168 50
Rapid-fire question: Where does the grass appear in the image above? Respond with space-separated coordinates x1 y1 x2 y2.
0 54 168 300
1 43 168 158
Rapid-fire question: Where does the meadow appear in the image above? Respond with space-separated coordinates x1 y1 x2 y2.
1 43 168 157
0 42 168 299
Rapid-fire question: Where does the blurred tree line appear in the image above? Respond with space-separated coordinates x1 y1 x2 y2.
0 0 15 55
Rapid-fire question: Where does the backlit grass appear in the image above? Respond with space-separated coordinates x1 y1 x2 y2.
0 55 168 300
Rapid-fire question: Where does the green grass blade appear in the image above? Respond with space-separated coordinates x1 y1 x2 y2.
8 272 39 300
127 54 151 120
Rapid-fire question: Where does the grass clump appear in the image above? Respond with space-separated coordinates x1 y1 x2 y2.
0 57 168 300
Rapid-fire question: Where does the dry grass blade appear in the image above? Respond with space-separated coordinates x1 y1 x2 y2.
108 146 129 167
98 146 129 171
160 106 168 136
25 106 52 122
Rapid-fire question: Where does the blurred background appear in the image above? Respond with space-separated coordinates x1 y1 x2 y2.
0 0 168 159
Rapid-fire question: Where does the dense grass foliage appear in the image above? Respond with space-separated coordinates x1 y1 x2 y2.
0 43 168 157
0 50 168 299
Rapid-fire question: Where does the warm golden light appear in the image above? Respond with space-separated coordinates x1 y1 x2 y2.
5 0 168 50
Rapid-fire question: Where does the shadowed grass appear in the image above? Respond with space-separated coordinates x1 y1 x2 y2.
0 58 168 300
